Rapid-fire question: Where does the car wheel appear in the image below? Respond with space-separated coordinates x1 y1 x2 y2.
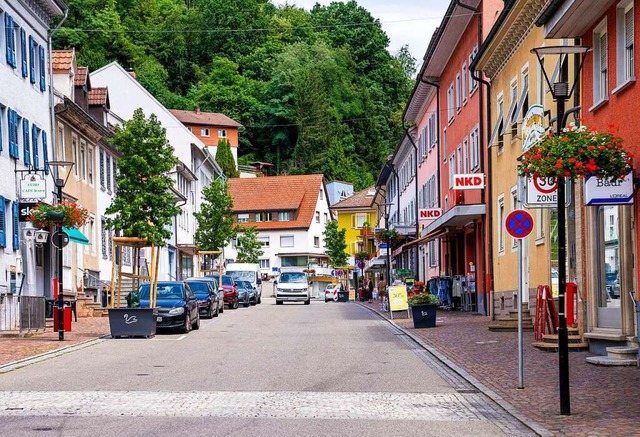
213 303 220 317
193 313 200 330
219 303 224 314
232 300 239 309
207 304 213 319
243 299 250 307
183 313 192 333
258 297 261 304
304 299 310 305
276 300 283 305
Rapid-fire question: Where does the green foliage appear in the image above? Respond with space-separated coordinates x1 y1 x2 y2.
215 139 239 178
193 178 236 251
323 221 347 267
236 226 263 264
407 292 440 306
105 108 180 246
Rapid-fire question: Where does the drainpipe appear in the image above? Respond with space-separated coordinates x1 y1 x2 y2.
402 124 420 282
420 78 441 208
48 10 68 168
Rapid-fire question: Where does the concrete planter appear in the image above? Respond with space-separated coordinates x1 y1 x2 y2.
108 307 157 338
410 304 437 328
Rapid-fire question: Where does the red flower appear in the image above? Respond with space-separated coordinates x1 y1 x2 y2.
588 145 595 150
568 157 576 163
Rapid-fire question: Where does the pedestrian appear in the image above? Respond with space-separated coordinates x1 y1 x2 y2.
368 277 374 303
377 275 387 307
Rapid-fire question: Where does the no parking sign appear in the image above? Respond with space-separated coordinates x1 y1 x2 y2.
505 209 533 239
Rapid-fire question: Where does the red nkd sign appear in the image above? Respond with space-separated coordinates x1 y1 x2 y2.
419 208 442 219
453 174 485 190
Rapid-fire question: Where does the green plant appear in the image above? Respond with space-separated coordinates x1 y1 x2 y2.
407 292 439 306
362 221 371 228
28 200 89 229
354 251 370 261
518 122 633 180
374 228 400 246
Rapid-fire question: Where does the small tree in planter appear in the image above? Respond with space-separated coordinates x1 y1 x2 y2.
408 292 440 328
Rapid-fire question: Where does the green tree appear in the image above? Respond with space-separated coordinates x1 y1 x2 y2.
194 178 237 251
395 44 417 79
105 108 180 246
215 138 239 178
235 226 263 263
323 221 347 267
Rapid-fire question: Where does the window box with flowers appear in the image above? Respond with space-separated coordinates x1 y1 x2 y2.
28 200 89 229
518 122 633 181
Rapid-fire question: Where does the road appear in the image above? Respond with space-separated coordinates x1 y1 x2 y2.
0 298 535 436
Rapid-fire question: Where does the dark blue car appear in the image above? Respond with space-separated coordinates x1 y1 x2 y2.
185 279 221 319
139 281 200 333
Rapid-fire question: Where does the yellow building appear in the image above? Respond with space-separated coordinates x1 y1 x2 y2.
473 0 572 318
331 186 378 259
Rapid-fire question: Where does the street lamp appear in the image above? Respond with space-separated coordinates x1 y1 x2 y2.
46 160 74 341
379 201 394 309
531 45 590 416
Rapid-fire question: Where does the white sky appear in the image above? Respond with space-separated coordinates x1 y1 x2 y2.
282 1 449 64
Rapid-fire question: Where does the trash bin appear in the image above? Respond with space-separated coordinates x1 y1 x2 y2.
53 306 72 332
337 291 349 302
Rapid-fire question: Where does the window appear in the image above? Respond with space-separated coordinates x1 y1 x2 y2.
38 46 45 91
22 118 30 166
200 128 210 137
42 131 48 174
537 57 546 105
20 28 27 78
106 154 111 192
278 211 290 221
442 128 447 162
258 236 270 247
29 36 35 84
429 114 437 150
429 240 438 267
497 96 505 151
314 236 320 247
456 145 463 175
88 146 94 185
461 63 468 103
420 126 427 157
4 14 16 68
280 235 294 247
594 21 608 103
324 212 328 223
319 189 324 200
238 213 249 223
72 135 79 176
470 125 480 171
101 218 108 259
535 209 545 243
354 214 367 228
517 68 530 123
498 195 505 253
455 73 461 112
99 150 105 189
508 79 518 139
57 124 65 160
315 211 320 223
80 140 86 180
259 259 270 269
0 197 6 248
218 129 227 138
617 1 634 84
462 137 469 173
8 109 19 159
256 212 271 222
469 46 479 93
447 83 455 122
448 154 455 188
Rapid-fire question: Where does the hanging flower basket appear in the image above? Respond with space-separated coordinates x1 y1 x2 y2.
374 229 400 247
28 200 89 229
354 251 371 261
518 122 633 181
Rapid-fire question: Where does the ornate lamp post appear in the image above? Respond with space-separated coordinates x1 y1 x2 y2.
46 160 74 341
530 45 590 416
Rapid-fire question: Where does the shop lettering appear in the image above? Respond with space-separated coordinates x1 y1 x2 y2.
455 176 483 187
596 179 623 187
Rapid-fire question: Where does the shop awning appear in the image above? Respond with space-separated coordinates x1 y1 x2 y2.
421 204 486 241
364 256 387 272
63 227 90 245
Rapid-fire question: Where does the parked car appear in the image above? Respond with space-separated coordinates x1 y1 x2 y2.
275 268 311 305
605 272 621 299
324 284 338 303
185 279 220 318
185 277 224 315
139 281 200 333
237 280 257 306
235 280 251 307
210 274 238 309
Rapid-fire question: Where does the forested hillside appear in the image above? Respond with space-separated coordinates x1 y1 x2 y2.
54 0 416 189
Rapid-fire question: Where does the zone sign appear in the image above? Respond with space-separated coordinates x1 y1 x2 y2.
453 174 485 190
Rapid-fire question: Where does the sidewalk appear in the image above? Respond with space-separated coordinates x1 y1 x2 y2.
0 317 110 368
360 301 639 436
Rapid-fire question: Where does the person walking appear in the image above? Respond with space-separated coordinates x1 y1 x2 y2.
367 277 374 303
377 275 387 307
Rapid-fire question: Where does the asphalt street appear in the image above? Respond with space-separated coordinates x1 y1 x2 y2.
0 298 535 436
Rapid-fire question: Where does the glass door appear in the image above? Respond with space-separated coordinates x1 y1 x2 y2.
596 206 621 328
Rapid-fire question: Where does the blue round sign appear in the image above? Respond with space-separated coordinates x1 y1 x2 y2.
505 209 534 239
356 260 365 269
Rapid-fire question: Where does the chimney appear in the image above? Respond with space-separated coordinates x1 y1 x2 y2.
127 68 136 79
195 107 201 114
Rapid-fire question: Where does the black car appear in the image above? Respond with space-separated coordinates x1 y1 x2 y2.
185 279 221 318
236 280 257 306
139 281 200 333
186 277 224 315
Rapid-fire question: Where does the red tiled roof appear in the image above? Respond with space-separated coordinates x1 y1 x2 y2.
229 175 324 230
88 87 108 106
170 109 242 128
75 66 88 86
51 50 74 71
331 186 377 209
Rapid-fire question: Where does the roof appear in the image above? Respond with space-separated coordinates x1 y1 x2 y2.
331 186 376 209
75 66 88 87
170 109 243 128
88 87 108 106
228 174 325 230
51 49 74 72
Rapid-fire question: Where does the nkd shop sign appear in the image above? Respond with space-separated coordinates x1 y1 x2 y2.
418 208 442 220
453 174 485 190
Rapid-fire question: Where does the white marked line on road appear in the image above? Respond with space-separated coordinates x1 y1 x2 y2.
176 335 187 341
0 391 489 421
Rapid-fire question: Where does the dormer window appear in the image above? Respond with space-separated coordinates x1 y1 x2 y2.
238 213 249 223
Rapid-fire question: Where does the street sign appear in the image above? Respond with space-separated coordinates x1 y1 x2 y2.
378 243 389 249
335 269 344 277
524 177 571 208
51 231 70 249
418 208 442 220
505 209 534 239
19 173 46 200
453 174 485 190
584 172 633 205
356 260 365 269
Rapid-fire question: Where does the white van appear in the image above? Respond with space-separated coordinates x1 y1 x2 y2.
225 263 262 303
275 267 311 305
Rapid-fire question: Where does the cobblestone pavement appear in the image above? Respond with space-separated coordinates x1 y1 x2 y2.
0 317 110 369
359 302 640 437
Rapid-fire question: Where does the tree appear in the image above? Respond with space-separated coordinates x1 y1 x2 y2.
395 44 417 79
194 178 237 251
235 226 263 263
323 220 347 267
105 108 179 246
215 138 239 178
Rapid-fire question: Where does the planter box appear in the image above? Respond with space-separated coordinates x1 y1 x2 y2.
410 304 437 328
108 307 157 338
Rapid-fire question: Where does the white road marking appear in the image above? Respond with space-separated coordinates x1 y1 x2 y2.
175 335 187 341
0 390 489 421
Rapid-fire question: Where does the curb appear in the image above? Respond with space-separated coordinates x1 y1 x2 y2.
0 336 108 374
356 302 553 437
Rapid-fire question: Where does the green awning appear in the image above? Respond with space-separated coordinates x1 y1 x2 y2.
63 227 90 245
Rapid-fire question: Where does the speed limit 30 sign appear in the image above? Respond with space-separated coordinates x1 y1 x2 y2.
524 176 571 208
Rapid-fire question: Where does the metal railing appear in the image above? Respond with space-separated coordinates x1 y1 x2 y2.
19 296 46 333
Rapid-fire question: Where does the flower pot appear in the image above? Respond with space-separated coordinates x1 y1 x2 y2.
410 304 437 328
108 307 157 338
45 211 65 221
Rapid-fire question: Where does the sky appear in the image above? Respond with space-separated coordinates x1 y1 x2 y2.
282 1 450 64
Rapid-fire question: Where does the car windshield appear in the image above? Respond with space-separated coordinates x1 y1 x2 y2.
221 276 234 286
280 272 307 283
139 283 184 300
236 281 251 289
228 271 255 282
186 282 209 295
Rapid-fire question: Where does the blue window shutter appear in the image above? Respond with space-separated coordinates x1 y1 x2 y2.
8 16 16 68
4 15 11 66
0 109 3 152
0 197 6 249
20 29 27 77
23 118 30 166
9 110 17 159
39 46 46 91
12 111 19 159
42 131 49 174
32 125 39 169
29 36 36 84
12 202 18 251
